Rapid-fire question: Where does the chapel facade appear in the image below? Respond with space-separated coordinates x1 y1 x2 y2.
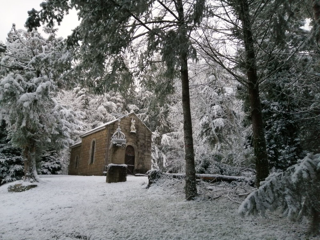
68 112 152 176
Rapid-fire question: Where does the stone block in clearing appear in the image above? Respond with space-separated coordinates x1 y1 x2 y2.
106 164 127 183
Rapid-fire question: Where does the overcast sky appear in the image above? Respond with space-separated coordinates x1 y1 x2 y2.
0 0 78 43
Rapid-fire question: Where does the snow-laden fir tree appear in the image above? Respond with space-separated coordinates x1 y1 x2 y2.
0 25 76 182
192 64 251 168
239 153 320 235
55 87 130 135
0 121 24 185
38 151 62 175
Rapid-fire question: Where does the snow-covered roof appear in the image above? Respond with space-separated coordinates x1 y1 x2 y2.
70 141 82 148
79 119 118 138
78 112 151 139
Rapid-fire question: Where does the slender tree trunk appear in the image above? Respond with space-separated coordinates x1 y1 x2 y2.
309 207 320 235
176 0 197 200
237 0 269 187
248 83 269 186
31 151 40 182
23 146 31 181
181 56 197 200
313 0 320 44
311 2 320 234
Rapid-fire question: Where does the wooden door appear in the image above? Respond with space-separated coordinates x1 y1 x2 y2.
125 145 135 174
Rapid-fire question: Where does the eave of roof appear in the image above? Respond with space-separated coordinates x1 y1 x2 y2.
70 141 82 148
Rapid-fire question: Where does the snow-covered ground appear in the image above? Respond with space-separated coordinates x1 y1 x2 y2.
0 175 316 240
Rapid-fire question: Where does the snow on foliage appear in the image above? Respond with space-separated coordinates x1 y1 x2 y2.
39 151 63 175
0 26 76 181
104 101 118 112
189 64 252 169
0 151 24 185
239 153 320 233
56 88 127 137
0 122 24 185
127 104 139 113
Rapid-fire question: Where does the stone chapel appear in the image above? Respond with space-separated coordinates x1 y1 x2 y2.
69 112 152 175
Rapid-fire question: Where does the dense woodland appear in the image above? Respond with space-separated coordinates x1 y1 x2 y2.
0 0 320 235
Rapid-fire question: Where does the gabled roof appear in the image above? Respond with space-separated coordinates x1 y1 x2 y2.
78 112 151 138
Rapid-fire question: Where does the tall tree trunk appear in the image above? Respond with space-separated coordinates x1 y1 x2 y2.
237 0 269 187
176 0 197 200
309 207 320 235
181 56 197 200
23 143 39 182
31 150 40 182
311 2 320 234
23 146 31 181
313 0 320 44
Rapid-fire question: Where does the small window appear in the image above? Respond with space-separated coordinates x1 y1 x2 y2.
75 156 79 169
90 140 96 164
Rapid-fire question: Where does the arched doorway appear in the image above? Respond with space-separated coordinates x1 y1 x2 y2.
125 145 135 174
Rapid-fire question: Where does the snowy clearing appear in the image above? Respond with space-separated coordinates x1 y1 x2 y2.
0 175 316 240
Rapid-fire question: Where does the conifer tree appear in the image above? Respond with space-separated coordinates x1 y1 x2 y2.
194 65 249 167
0 26 74 182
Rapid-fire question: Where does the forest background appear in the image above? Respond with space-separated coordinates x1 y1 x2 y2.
1 0 320 234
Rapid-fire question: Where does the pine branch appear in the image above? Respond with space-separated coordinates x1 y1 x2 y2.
239 153 320 234
157 0 179 21
109 0 160 38
0 63 24 71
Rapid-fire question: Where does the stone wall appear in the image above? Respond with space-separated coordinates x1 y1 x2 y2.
69 145 81 175
69 129 108 175
80 128 108 175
